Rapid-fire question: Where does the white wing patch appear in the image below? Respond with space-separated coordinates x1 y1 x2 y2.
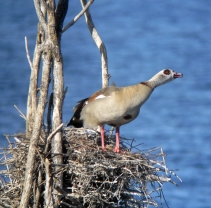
95 94 106 100
86 94 110 105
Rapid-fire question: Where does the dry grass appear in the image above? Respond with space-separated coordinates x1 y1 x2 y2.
0 127 181 207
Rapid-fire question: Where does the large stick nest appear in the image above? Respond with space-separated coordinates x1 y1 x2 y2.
0 127 181 207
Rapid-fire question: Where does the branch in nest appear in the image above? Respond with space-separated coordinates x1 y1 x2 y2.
0 127 181 207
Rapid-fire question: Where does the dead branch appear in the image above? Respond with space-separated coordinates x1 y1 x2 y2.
55 0 69 37
33 0 47 33
23 0 68 206
14 105 27 120
45 158 53 207
26 22 43 139
80 0 109 88
62 0 94 33
20 52 52 208
47 93 53 135
25 36 33 71
26 0 48 138
45 123 64 154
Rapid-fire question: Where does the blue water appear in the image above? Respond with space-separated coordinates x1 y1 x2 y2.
0 1 211 207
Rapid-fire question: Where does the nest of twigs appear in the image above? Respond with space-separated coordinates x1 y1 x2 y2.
0 127 181 207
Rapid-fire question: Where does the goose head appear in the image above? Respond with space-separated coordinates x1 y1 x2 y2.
147 69 183 89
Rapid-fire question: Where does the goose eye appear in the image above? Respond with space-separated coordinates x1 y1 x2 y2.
164 69 170 75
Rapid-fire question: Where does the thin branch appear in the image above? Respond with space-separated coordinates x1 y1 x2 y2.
14 137 27 147
45 123 64 154
26 25 43 139
63 86 68 101
25 37 33 71
20 52 52 208
160 147 168 175
62 0 94 33
14 105 27 120
55 0 69 38
3 152 12 185
47 93 54 135
80 0 109 88
34 168 43 208
33 0 47 33
5 135 11 145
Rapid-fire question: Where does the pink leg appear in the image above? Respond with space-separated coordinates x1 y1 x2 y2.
100 126 106 151
114 126 121 153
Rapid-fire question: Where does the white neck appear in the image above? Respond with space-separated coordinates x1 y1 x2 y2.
146 75 161 89
146 73 171 89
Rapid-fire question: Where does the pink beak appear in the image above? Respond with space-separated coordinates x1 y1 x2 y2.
173 72 183 78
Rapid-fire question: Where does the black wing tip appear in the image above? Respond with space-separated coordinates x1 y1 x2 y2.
68 97 88 128
67 117 83 128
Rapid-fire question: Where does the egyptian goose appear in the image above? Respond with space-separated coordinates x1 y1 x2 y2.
68 69 183 153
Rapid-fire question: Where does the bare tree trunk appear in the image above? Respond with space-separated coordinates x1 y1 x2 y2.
51 1 68 206
21 1 68 207
20 52 52 207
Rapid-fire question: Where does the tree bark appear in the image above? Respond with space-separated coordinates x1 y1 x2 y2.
21 0 68 207
50 1 68 206
26 26 43 139
20 51 52 207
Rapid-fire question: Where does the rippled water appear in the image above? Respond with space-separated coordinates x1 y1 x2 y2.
0 1 211 207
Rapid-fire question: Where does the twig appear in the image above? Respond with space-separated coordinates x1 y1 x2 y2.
25 37 33 71
14 137 28 148
3 152 12 185
47 93 53 135
14 105 27 120
3 184 22 195
63 86 68 102
129 138 135 151
160 147 168 175
5 136 11 145
44 123 64 154
62 0 94 33
168 170 182 182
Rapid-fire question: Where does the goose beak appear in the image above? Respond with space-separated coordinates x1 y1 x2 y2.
173 72 183 78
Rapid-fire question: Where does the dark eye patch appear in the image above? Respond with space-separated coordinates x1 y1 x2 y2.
164 69 170 75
